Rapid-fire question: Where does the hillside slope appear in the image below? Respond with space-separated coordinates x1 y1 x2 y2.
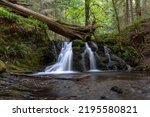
0 8 50 73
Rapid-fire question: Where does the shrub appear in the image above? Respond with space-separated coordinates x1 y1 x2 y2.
122 46 141 65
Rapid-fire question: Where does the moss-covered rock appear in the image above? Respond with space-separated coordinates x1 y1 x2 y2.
73 40 84 47
135 65 150 71
0 60 6 73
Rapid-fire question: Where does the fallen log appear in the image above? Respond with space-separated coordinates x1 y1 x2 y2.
0 0 97 40
7 0 32 6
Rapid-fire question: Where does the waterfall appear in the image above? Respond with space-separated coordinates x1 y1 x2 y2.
85 42 97 71
104 46 112 66
126 64 132 71
36 41 74 74
35 41 130 75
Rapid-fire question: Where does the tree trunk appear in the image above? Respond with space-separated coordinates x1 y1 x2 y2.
85 0 90 26
125 0 133 25
0 0 97 40
112 0 121 34
142 0 147 17
125 0 129 25
135 0 142 17
112 0 122 49
129 0 134 23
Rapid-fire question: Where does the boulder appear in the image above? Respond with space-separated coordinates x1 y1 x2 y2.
110 86 123 94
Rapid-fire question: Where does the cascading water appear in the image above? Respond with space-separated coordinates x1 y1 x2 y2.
45 42 73 73
85 42 98 71
36 42 75 74
34 41 129 75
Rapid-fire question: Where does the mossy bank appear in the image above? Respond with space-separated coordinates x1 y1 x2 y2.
0 8 50 73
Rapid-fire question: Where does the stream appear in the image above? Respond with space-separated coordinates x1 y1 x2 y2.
0 71 150 100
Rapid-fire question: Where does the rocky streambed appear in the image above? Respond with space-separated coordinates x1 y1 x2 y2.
0 72 150 100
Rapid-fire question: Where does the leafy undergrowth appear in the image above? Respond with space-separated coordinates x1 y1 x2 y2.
0 8 50 73
97 19 150 68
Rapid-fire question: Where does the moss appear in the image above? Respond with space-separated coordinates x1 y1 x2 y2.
73 46 81 50
0 7 48 30
97 19 148 66
0 8 50 73
135 65 150 71
0 60 6 73
6 63 34 73
73 39 84 47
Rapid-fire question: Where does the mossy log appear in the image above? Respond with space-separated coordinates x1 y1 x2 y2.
0 0 97 40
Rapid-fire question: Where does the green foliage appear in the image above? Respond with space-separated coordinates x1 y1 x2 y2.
135 65 150 71
0 7 50 72
0 60 6 73
0 7 48 30
0 41 28 58
97 34 117 46
53 0 117 33
98 31 142 66
73 40 84 47
11 41 28 58
0 8 18 22
112 44 120 53
122 46 140 65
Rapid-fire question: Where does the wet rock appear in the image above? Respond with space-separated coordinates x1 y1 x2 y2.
0 81 10 87
135 65 150 71
110 86 123 94
107 64 117 70
100 96 108 100
44 40 128 71
0 60 6 73
43 40 63 65
110 55 127 70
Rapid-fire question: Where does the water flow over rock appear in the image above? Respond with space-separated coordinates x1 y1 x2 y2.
44 42 74 73
85 42 98 71
35 41 129 75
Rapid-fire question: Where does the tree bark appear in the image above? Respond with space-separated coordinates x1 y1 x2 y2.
7 0 31 6
112 0 121 34
112 0 122 49
85 0 90 26
125 0 134 25
125 0 129 25
135 0 142 17
129 0 134 23
0 0 97 40
142 0 147 17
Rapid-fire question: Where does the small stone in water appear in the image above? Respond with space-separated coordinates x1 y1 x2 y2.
110 86 123 94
